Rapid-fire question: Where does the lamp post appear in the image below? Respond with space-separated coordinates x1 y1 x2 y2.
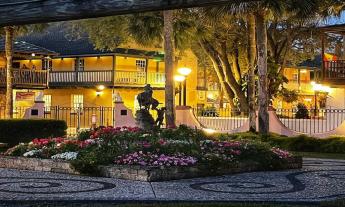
174 75 185 106
177 67 192 106
311 81 331 117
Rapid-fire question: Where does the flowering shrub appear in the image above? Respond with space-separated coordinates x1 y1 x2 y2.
271 147 291 159
4 125 296 175
51 152 78 161
115 151 197 167
23 149 42 158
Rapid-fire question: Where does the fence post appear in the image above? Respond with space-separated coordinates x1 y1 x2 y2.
77 103 81 132
100 106 104 126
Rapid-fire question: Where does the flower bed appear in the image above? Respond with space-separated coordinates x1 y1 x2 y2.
3 126 302 181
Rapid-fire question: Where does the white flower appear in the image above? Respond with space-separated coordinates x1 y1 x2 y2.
23 149 42 157
51 152 78 161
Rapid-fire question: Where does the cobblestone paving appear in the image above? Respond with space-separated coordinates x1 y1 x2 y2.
0 158 344 203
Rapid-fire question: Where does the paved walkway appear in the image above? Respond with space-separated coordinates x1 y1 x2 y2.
0 158 344 204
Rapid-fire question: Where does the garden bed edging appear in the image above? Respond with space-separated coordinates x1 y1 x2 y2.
0 156 302 181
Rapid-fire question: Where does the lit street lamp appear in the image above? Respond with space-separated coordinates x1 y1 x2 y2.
177 67 192 106
174 75 185 106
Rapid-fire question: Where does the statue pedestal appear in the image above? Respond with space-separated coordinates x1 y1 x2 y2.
135 109 155 131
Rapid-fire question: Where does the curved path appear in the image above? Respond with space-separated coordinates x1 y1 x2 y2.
0 158 344 204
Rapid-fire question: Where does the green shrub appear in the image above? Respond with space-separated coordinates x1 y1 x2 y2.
70 144 120 175
0 119 67 147
225 132 345 154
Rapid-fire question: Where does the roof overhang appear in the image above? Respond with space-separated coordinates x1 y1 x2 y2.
320 24 345 35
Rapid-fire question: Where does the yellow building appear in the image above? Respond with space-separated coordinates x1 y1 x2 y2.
0 27 199 124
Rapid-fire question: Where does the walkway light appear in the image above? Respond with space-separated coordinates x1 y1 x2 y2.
203 128 216 135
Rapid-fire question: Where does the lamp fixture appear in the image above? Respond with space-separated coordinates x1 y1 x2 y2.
178 67 192 76
174 75 186 82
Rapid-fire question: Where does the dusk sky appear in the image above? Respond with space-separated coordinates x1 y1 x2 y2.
325 11 345 25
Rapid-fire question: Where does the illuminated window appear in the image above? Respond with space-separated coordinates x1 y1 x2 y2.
71 94 83 109
136 59 146 71
43 95 52 112
292 73 298 81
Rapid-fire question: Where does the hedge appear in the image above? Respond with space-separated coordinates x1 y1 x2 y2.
221 133 345 154
0 119 67 147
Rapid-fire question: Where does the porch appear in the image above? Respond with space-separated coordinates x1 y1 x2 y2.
48 70 166 87
0 68 48 88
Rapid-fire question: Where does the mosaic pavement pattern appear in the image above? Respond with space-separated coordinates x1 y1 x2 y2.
0 158 344 203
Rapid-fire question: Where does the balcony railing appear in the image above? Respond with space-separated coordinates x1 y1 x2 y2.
114 70 165 86
323 60 345 81
49 70 166 87
49 70 114 86
0 68 48 88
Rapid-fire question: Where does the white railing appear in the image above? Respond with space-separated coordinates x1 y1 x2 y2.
49 71 76 83
147 72 165 86
115 71 146 85
78 71 113 83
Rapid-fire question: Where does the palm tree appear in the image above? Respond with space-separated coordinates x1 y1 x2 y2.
163 10 176 128
4 26 14 119
3 24 47 119
247 13 257 132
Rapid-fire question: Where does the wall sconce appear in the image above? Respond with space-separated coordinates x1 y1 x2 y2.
96 91 103 96
96 85 105 96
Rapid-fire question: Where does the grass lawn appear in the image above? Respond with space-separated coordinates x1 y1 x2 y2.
293 151 345 160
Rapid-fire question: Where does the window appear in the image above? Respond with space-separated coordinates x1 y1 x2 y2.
43 95 52 112
71 94 83 109
292 73 298 81
136 59 147 71
74 58 85 71
42 59 52 70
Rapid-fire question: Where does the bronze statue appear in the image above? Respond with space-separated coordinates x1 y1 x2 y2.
136 84 165 129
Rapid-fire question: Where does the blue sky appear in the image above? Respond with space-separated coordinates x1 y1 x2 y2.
324 11 345 25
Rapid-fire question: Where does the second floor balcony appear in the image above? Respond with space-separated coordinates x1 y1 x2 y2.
49 70 166 87
323 60 345 85
0 68 48 88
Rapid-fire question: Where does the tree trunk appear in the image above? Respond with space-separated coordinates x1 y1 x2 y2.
199 40 236 109
163 10 176 128
247 14 257 132
219 44 249 110
5 26 14 119
255 12 269 134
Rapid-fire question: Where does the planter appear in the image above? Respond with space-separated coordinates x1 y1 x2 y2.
0 156 302 182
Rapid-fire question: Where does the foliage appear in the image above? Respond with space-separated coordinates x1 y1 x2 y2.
0 119 67 147
6 126 295 175
295 103 310 119
224 132 345 154
115 151 197 167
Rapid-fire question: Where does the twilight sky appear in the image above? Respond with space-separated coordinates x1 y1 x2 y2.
324 11 345 25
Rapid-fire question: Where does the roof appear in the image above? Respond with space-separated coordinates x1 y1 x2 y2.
319 24 345 35
19 23 163 58
0 39 57 56
298 55 322 68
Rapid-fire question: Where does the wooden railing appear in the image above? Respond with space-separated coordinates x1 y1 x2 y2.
0 68 48 88
49 70 166 87
323 60 345 80
49 70 114 86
